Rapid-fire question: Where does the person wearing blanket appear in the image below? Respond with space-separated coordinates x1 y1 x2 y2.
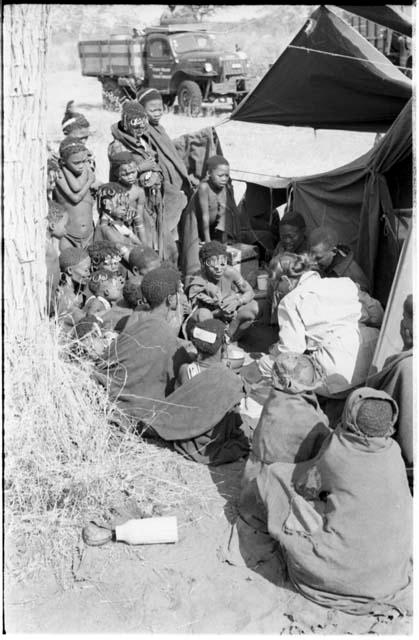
148 318 250 465
224 353 330 571
257 252 384 396
257 387 412 615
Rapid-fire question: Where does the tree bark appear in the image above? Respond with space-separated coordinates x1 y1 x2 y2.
3 4 51 337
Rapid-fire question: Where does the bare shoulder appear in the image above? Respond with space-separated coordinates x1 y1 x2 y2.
198 181 209 195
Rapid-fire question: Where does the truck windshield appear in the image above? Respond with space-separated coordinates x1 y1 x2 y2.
170 33 217 53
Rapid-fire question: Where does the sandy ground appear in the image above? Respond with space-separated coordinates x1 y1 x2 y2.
4 70 411 634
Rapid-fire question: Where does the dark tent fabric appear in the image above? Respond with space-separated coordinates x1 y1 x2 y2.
336 5 412 37
291 98 412 306
230 6 411 132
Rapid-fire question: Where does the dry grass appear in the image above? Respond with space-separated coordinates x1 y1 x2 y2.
4 319 216 588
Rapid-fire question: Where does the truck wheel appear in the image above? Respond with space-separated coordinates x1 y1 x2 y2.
177 80 202 117
101 78 125 111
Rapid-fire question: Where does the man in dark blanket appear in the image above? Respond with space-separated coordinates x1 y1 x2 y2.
148 318 250 465
94 267 190 421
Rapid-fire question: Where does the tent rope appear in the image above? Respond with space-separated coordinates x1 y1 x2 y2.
287 45 412 71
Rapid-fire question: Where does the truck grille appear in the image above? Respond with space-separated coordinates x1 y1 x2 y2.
222 58 245 76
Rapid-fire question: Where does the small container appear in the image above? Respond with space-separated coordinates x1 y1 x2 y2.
257 273 269 291
115 516 178 545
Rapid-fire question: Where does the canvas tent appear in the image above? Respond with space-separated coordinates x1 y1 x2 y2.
230 5 411 131
336 5 412 37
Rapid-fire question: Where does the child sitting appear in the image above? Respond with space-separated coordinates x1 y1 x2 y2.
87 241 125 280
94 182 142 261
56 247 91 330
53 137 97 250
84 268 126 330
178 318 226 385
71 314 116 361
128 246 161 283
186 241 258 343
46 201 69 314
110 151 148 244
194 155 240 243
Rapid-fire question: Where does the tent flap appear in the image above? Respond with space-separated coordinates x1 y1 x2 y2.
231 6 411 131
336 5 412 37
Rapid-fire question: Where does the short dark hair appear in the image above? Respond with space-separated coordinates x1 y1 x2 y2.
59 137 87 160
199 241 228 263
128 246 161 272
88 241 121 269
122 280 143 309
141 267 180 308
308 226 338 250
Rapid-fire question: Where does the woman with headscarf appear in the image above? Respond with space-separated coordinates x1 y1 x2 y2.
258 252 384 396
257 387 413 615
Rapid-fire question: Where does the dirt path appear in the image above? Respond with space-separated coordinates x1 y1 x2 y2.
5 459 412 634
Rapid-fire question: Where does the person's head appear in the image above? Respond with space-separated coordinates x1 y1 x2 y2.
96 182 131 223
88 268 124 303
122 279 144 309
272 352 324 394
47 157 60 193
88 241 122 273
308 226 339 270
128 246 161 277
72 315 108 359
206 155 230 190
279 211 306 253
189 318 226 360
400 293 413 350
137 159 162 189
138 89 164 126
59 247 91 285
59 137 88 176
47 201 68 239
343 388 398 439
199 241 229 282
110 151 138 187
121 100 148 140
269 252 317 300
140 266 180 311
62 104 90 143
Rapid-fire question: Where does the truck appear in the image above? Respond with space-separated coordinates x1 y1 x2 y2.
345 12 412 77
78 24 250 114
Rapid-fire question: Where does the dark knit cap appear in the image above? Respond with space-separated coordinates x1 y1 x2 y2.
138 88 162 105
141 267 180 308
122 100 146 120
280 211 306 229
59 247 89 272
199 241 228 263
206 155 229 171
190 318 226 355
356 398 395 437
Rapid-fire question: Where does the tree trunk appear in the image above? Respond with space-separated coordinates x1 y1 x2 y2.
3 4 51 338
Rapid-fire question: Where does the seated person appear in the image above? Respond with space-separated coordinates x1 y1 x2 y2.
94 182 142 262
84 268 126 330
88 241 123 275
56 247 91 330
186 241 258 343
94 267 190 422
256 388 412 615
225 352 330 569
308 226 370 292
272 211 308 256
178 318 227 385
258 252 384 396
128 246 161 284
46 201 68 315
147 318 250 466
367 294 413 471
70 314 116 362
